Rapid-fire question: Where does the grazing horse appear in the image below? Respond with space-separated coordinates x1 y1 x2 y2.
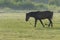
25 11 53 28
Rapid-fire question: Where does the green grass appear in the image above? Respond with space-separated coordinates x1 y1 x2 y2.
0 13 60 40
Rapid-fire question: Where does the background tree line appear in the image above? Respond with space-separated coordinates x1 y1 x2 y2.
0 0 60 12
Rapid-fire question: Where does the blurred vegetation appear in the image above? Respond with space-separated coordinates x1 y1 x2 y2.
0 0 60 12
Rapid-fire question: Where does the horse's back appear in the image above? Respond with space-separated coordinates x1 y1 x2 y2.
35 11 53 19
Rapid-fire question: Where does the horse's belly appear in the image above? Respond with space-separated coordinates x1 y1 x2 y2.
37 16 48 19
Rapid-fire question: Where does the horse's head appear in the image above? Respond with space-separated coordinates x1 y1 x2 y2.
25 13 30 21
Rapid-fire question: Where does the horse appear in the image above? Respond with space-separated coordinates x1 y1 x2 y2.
25 11 53 28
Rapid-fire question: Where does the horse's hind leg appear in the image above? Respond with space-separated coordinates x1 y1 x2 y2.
48 19 53 28
39 19 45 27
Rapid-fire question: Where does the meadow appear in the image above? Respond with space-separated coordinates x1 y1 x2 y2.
0 12 60 40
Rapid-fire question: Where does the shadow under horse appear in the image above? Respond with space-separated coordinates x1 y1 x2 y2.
25 11 53 28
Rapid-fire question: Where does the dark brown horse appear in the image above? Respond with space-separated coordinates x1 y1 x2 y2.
25 11 53 28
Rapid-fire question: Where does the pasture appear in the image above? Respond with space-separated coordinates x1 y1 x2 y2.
0 12 60 40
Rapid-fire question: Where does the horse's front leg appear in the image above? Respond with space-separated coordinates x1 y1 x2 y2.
39 19 45 27
34 19 37 27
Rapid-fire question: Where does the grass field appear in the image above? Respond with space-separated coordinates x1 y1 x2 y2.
0 13 60 40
